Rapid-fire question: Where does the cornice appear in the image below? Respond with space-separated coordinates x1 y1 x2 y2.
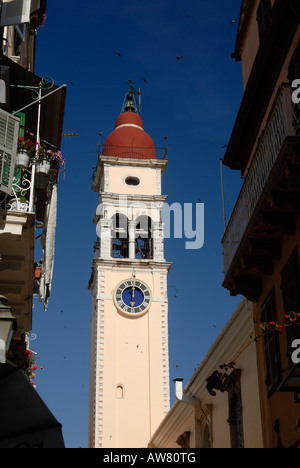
93 258 172 271
88 259 172 291
99 192 168 204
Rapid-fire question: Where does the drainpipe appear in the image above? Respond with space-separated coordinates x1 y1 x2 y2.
173 378 200 405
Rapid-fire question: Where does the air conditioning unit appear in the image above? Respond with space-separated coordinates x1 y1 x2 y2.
0 108 20 195
0 0 31 26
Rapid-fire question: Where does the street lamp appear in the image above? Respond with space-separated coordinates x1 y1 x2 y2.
0 295 17 364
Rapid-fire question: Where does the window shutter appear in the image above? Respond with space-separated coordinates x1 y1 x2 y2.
1 0 31 26
261 289 281 393
0 108 20 195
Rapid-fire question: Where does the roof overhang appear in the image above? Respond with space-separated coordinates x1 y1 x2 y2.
0 55 66 149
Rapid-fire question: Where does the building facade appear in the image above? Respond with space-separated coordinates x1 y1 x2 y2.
222 0 300 448
0 0 66 447
88 91 171 448
149 300 263 449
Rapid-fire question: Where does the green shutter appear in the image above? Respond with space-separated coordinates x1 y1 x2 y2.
14 112 25 138
0 108 20 195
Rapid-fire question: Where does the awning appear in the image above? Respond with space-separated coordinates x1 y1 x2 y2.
0 361 65 448
0 55 66 149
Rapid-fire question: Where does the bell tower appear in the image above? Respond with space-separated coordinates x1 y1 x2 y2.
88 89 171 448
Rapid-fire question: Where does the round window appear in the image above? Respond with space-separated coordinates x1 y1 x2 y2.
125 176 140 187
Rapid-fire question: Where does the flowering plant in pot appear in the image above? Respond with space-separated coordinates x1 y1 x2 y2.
38 146 65 168
17 137 36 153
25 349 42 387
35 145 65 187
34 260 43 278
16 137 37 169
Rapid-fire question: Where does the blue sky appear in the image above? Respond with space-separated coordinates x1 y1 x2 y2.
30 0 244 448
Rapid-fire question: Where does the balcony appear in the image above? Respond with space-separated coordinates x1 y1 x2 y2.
222 83 300 301
0 150 62 367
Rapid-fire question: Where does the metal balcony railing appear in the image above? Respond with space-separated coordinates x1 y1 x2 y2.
0 163 58 215
0 165 32 213
222 83 299 277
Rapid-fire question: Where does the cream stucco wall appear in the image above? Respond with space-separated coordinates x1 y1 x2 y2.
89 151 171 448
149 300 263 449
89 154 170 448
107 165 161 197
89 263 170 448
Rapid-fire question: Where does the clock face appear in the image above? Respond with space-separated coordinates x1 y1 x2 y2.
114 279 151 316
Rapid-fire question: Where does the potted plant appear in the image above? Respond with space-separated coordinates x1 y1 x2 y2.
16 137 36 169
36 146 51 175
49 149 65 169
35 145 65 187
34 260 43 279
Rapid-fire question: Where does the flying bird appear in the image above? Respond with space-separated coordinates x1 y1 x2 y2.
231 20 236 25
176 56 184 60
113 50 121 56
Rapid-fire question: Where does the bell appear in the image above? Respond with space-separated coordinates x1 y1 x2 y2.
125 100 135 111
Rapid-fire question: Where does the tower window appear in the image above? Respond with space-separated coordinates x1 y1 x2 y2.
116 385 124 399
125 176 140 187
111 214 129 258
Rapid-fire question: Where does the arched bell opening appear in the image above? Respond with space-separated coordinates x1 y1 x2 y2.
135 215 153 259
111 213 129 258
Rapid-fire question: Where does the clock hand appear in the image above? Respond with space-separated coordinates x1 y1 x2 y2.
130 285 135 307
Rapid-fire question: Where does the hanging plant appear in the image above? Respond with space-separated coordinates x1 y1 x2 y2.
206 312 300 397
17 137 36 154
24 349 40 387
206 361 237 396
38 145 65 168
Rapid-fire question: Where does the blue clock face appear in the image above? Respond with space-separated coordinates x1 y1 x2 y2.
115 279 151 315
122 287 144 308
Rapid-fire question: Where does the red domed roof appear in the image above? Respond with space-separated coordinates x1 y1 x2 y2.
103 109 156 159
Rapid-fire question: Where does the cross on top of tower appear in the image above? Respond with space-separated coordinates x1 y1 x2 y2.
121 81 142 114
